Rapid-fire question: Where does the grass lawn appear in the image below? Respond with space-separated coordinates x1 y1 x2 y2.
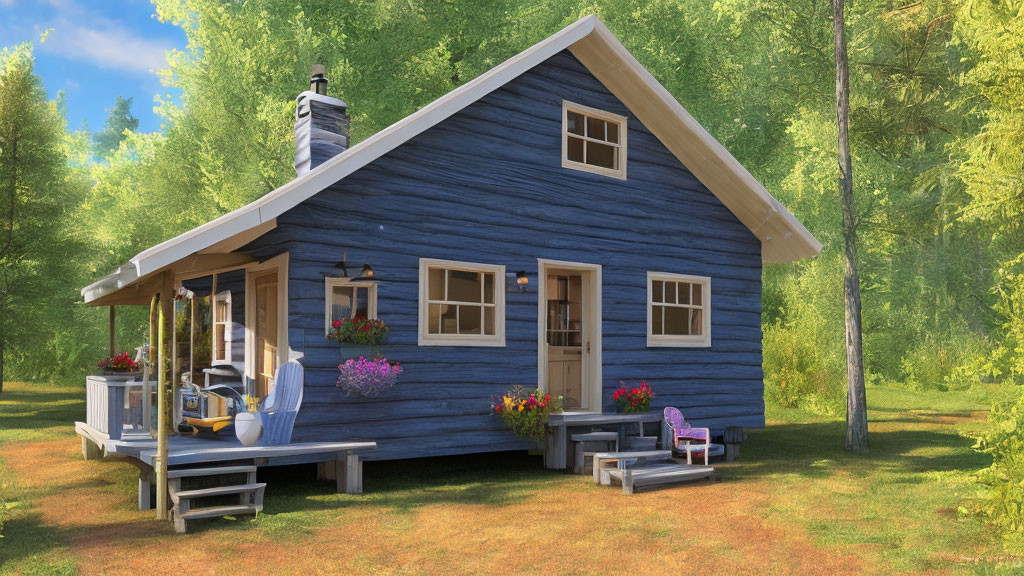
0 381 1010 575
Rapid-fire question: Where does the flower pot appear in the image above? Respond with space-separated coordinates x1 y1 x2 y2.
234 412 262 447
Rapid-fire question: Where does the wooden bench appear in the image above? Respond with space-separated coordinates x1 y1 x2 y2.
592 450 672 485
607 463 715 494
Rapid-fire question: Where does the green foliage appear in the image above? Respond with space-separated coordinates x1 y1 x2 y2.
973 391 1024 538
0 44 90 386
92 96 138 158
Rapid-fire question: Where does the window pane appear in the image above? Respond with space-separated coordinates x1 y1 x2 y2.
690 309 703 335
652 305 664 335
483 273 494 304
428 303 442 334
440 304 458 334
586 116 605 140
678 282 690 305
214 324 226 360
607 121 619 144
567 111 584 135
692 282 702 306
567 136 584 163
428 268 445 300
458 305 482 334
652 280 664 304
331 286 354 321
664 281 677 304
664 306 689 335
484 307 494 335
354 287 369 318
448 270 481 303
586 141 617 169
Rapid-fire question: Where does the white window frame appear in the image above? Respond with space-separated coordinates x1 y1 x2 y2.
212 290 232 364
324 277 378 335
561 100 628 180
418 258 505 347
646 272 711 348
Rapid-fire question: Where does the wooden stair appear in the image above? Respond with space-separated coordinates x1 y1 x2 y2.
606 463 715 494
167 464 265 533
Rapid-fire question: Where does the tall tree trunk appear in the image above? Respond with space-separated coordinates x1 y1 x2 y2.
0 341 4 394
834 0 868 452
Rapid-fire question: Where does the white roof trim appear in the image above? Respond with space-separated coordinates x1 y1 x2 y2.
82 14 819 304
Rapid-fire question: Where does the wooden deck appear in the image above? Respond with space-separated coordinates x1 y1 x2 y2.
76 421 376 510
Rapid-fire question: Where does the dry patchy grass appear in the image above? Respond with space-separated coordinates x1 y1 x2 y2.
0 381 1005 575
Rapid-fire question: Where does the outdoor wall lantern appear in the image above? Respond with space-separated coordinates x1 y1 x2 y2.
334 253 378 282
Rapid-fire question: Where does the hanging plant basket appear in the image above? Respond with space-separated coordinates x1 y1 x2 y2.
327 317 389 347
337 356 402 398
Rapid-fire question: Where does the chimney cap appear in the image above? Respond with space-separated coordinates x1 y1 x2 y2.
310 64 328 95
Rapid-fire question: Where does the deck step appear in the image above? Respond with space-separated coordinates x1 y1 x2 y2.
607 464 715 494
171 483 265 502
168 465 256 479
178 504 260 522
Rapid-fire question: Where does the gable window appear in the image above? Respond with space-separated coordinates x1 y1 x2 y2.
325 278 377 335
419 259 505 346
562 100 627 180
647 272 711 347
213 291 232 363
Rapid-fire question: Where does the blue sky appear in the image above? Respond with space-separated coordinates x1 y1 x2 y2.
0 0 186 134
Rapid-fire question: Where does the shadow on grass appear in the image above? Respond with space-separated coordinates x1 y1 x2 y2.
723 414 989 483
0 510 78 575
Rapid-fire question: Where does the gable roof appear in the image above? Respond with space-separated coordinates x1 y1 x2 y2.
82 15 820 304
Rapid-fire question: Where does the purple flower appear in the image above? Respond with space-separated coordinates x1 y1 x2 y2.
337 356 402 397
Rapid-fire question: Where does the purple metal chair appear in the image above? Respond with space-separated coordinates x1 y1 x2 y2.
663 407 718 465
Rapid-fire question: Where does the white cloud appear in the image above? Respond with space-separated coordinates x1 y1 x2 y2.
40 21 172 74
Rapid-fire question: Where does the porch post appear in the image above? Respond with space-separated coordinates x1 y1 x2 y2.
155 272 174 520
156 289 168 519
108 306 116 356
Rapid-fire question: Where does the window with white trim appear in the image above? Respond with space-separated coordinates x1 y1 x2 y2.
562 100 627 179
213 291 232 363
419 259 505 346
647 272 711 347
325 278 377 335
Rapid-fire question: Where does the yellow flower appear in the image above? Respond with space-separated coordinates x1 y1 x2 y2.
503 396 512 406
518 404 525 412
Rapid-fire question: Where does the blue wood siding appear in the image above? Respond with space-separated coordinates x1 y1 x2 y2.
245 50 763 460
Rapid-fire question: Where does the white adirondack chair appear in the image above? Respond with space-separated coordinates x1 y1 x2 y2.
258 361 304 446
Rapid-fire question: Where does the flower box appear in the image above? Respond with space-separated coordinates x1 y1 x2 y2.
337 356 402 397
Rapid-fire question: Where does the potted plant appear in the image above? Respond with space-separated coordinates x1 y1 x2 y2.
234 394 262 447
337 356 402 397
97 352 141 377
491 386 563 445
327 316 389 359
612 381 654 413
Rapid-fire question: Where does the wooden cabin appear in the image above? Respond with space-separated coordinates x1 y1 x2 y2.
80 15 820 463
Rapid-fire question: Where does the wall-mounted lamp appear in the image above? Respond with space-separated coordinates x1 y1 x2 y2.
354 263 376 282
334 253 378 282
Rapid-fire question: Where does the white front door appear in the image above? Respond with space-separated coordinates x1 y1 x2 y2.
538 260 602 412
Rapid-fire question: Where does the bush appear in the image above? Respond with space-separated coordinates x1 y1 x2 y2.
763 321 845 416
900 322 991 391
972 390 1024 536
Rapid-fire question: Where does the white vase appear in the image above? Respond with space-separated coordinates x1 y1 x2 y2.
235 412 262 447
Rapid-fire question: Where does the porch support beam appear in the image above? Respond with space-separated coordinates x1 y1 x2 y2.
108 306 116 356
